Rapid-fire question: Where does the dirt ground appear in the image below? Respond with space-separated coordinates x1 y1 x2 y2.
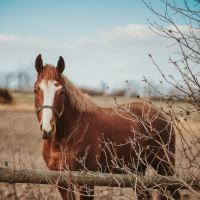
0 94 199 199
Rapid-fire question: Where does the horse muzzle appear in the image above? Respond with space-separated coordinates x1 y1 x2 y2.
40 124 56 140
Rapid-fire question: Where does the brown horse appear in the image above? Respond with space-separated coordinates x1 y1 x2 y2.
34 54 180 200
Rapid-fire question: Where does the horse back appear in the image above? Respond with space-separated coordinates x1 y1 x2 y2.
94 101 175 174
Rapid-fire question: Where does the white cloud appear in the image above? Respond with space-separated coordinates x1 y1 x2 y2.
98 24 157 43
0 24 189 89
0 34 19 43
1 24 191 65
0 23 183 57
107 62 128 69
168 25 191 33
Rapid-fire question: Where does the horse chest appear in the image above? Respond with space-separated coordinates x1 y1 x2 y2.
42 140 62 170
43 140 82 171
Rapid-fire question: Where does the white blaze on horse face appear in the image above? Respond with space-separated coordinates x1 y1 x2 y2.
39 80 62 132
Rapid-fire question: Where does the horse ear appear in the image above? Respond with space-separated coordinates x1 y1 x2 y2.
35 54 43 73
56 56 65 74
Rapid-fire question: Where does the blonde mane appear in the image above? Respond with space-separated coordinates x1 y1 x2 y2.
61 74 99 113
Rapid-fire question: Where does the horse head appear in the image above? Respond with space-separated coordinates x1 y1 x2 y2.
34 54 65 139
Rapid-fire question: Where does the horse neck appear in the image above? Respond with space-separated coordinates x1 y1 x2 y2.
54 94 81 144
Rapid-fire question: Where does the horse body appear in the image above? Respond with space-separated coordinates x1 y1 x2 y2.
34 55 179 200
42 100 175 172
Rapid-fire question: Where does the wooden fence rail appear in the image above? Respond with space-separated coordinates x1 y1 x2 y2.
0 167 199 190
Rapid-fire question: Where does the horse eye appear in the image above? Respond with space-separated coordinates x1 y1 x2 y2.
60 91 64 95
34 90 38 94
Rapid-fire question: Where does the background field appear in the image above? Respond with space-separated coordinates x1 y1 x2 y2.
0 92 199 199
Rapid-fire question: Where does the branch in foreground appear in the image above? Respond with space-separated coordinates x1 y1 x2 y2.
0 167 200 190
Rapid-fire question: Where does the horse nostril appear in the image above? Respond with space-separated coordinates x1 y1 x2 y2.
52 125 54 132
40 124 43 131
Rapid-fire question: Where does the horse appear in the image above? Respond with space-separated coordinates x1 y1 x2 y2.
34 54 180 200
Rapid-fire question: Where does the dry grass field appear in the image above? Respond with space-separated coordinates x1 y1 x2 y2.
0 92 199 199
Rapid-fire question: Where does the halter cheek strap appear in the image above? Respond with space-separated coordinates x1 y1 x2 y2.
35 105 63 123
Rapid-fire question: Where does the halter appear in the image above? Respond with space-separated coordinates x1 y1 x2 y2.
35 105 64 123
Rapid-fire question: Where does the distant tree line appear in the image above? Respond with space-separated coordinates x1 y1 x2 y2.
0 68 36 91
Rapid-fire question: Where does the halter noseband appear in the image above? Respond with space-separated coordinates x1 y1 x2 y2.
35 105 60 123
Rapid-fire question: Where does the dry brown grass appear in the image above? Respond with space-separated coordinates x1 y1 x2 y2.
0 93 199 199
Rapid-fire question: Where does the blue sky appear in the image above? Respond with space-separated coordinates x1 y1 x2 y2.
0 0 194 93
0 0 164 39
